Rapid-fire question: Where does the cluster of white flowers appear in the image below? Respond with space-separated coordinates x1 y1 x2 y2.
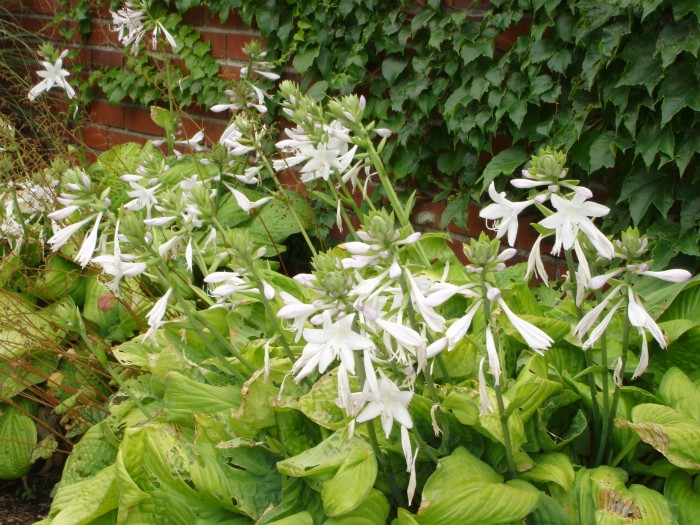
110 1 177 55
273 121 359 184
479 149 614 288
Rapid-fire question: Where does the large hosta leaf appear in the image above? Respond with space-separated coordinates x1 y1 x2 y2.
567 467 678 524
408 447 539 524
323 489 389 525
39 465 119 525
277 428 369 479
321 446 377 516
656 367 700 421
664 470 700 525
616 404 700 469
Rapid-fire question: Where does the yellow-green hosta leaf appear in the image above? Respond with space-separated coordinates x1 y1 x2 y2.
572 466 678 524
657 367 700 421
617 404 700 469
322 447 377 516
295 370 348 430
323 489 389 525
267 512 314 525
163 372 241 422
0 399 36 480
528 493 573 524
119 490 196 525
46 465 119 525
506 355 563 422
277 428 368 478
664 470 700 525
57 421 118 489
392 508 421 525
410 447 539 525
520 453 575 492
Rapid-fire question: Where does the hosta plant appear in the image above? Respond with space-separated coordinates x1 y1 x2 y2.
28 80 700 524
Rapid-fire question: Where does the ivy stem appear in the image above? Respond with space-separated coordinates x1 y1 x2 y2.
481 272 515 479
564 248 601 460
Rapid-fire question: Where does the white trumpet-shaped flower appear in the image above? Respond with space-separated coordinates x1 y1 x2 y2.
538 193 614 258
493 292 553 353
226 185 272 214
355 372 413 438
75 212 103 268
485 326 502 385
90 223 147 295
145 287 173 343
479 182 533 247
292 313 373 381
47 215 93 252
28 50 76 101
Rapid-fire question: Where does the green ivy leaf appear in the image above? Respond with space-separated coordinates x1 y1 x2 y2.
293 46 320 73
480 147 528 192
615 34 663 95
382 56 408 84
588 131 618 171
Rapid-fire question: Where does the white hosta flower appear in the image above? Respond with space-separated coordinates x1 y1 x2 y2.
110 3 147 53
582 298 625 350
261 279 276 300
47 205 79 221
47 215 93 251
573 284 624 342
75 212 103 268
590 268 625 291
485 326 502 385
292 313 374 381
90 224 147 295
204 271 255 298
613 357 624 387
405 269 446 332
494 294 553 353
220 122 256 156
525 235 549 285
123 181 161 213
277 292 318 342
478 357 495 415
145 287 173 343
355 374 413 438
152 20 177 50
538 193 614 258
636 268 692 283
479 183 533 247
173 130 205 152
28 50 76 101
226 185 272 214
374 317 422 349
573 238 592 306
627 288 665 348
444 300 482 350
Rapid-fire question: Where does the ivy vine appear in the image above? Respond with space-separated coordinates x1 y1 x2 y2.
61 0 700 266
